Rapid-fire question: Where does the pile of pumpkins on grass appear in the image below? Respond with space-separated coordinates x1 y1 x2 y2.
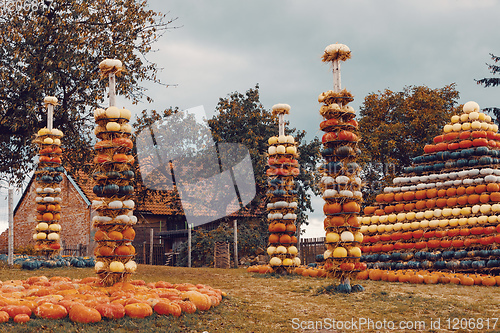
359 101 500 286
0 276 224 324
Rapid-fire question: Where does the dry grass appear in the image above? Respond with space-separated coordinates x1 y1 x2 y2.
0 265 499 332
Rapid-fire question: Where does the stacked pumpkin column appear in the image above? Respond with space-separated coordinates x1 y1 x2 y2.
33 97 64 256
266 104 301 274
361 101 500 277
319 44 365 292
92 59 137 286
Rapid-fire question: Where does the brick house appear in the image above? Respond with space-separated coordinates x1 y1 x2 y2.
0 172 92 254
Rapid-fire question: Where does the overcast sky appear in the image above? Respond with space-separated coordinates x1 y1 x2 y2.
1 0 500 238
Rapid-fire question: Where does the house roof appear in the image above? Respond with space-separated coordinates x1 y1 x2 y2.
13 171 90 215
69 168 264 219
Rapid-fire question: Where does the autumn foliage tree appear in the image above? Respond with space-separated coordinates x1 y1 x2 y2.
358 84 460 203
0 0 176 187
476 53 500 121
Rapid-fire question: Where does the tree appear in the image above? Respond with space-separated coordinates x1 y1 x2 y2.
476 53 500 121
358 84 460 204
0 0 177 187
208 85 322 231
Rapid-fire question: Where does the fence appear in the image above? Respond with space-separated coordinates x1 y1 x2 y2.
300 237 325 265
134 243 167 265
61 244 88 257
214 242 230 268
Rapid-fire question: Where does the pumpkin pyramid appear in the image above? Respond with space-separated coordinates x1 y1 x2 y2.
361 101 500 274
266 103 300 273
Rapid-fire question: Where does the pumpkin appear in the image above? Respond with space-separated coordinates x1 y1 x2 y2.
124 303 153 318
0 310 8 323
13 313 30 323
154 301 182 317
1 305 32 318
35 303 67 320
184 291 211 311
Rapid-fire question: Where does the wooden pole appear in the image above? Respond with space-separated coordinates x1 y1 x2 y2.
47 104 54 131
278 114 285 137
187 223 192 268
149 228 154 265
233 219 238 268
333 59 341 93
109 73 116 107
8 187 13 266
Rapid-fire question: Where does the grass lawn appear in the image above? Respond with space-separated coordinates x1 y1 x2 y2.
0 265 499 332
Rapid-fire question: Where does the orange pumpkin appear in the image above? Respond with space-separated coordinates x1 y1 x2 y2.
468 194 480 205
125 303 153 318
446 197 458 207
69 304 101 323
363 206 377 215
1 305 32 318
368 269 382 281
426 188 438 198
487 183 500 192
0 311 8 323
440 275 451 284
457 195 469 205
95 303 125 319
383 193 394 202
356 270 369 280
491 192 500 202
13 313 30 323
425 199 436 209
480 194 490 203
154 301 182 317
384 205 395 214
460 276 475 286
415 200 427 210
475 184 487 194
343 201 360 213
415 190 427 200
174 300 197 314
482 276 497 286
34 303 67 320
446 187 457 197
465 186 476 195
404 203 415 211
122 227 135 240
394 203 405 212
402 191 415 201
184 291 211 311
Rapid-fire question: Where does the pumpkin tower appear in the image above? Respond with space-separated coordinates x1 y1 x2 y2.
33 96 64 256
319 43 366 292
266 104 301 273
92 59 138 286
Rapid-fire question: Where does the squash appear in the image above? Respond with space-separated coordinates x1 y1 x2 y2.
124 303 153 318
